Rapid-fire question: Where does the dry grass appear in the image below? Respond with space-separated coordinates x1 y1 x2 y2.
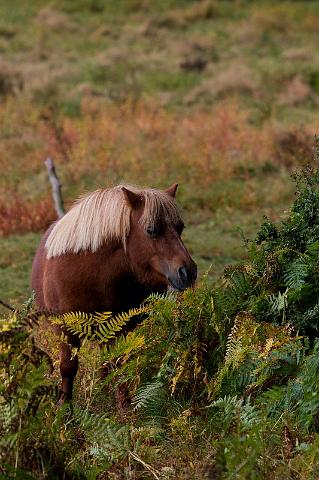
35 7 77 32
0 193 56 236
150 0 217 29
271 125 314 168
185 64 259 104
277 75 313 107
0 95 317 237
0 97 269 183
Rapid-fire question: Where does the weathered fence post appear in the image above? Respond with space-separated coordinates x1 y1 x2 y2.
44 157 65 218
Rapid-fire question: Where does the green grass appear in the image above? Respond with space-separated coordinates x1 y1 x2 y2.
0 233 40 307
0 0 318 113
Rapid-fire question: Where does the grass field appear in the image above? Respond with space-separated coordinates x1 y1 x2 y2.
2 1 319 478
2 0 319 307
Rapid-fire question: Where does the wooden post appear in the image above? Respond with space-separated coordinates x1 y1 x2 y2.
44 157 65 218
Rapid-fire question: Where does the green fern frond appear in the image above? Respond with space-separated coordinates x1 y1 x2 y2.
283 257 308 290
146 291 177 302
53 306 148 343
228 271 251 297
132 379 167 420
225 316 241 360
102 331 145 363
73 407 130 460
209 394 242 411
211 289 227 322
211 271 252 331
90 311 113 323
208 395 243 434
0 401 18 435
268 289 289 314
239 397 261 430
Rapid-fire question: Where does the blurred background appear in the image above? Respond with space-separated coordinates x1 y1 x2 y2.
1 0 319 304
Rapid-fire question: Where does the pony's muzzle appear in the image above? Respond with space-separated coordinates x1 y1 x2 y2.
168 262 197 291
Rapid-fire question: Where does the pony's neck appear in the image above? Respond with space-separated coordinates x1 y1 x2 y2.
96 240 161 313
97 239 129 275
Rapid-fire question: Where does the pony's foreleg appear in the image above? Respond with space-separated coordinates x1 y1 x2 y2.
57 341 79 405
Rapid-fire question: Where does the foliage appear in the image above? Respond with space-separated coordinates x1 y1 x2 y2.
0 298 58 477
2 271 319 478
249 162 319 334
53 306 148 342
0 302 162 479
178 160 319 338
5 163 319 477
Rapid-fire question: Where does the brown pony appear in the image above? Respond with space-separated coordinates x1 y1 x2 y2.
31 183 197 403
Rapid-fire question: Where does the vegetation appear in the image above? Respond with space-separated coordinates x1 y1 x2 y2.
3 164 319 478
3 0 319 477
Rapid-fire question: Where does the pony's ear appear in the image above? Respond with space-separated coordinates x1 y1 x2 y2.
122 187 143 209
165 183 178 198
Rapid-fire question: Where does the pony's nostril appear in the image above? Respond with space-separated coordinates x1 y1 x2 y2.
178 266 188 283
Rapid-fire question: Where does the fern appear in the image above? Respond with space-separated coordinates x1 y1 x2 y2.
208 395 244 435
224 312 256 360
102 331 145 363
268 289 289 314
0 301 57 476
132 379 167 415
283 256 309 290
146 291 177 302
227 270 252 299
239 397 261 430
73 407 161 478
73 407 130 461
53 306 147 343
0 401 18 439
6 161 319 480
211 288 230 324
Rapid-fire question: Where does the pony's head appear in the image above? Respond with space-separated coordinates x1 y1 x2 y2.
122 184 197 291
45 183 197 291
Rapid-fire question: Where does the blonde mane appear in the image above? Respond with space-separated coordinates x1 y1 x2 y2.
45 185 181 259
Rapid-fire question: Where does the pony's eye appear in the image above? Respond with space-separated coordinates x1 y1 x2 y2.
146 226 160 238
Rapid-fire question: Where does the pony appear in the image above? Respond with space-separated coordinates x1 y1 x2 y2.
31 183 197 403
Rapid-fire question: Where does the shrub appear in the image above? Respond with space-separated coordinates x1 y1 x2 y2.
0 194 56 236
249 160 319 334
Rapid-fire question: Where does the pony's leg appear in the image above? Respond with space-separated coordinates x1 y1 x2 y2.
57 341 79 405
99 338 130 417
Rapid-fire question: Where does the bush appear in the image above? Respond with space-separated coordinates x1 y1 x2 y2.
250 160 319 334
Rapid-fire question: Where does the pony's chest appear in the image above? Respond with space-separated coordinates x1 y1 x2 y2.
101 274 150 313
